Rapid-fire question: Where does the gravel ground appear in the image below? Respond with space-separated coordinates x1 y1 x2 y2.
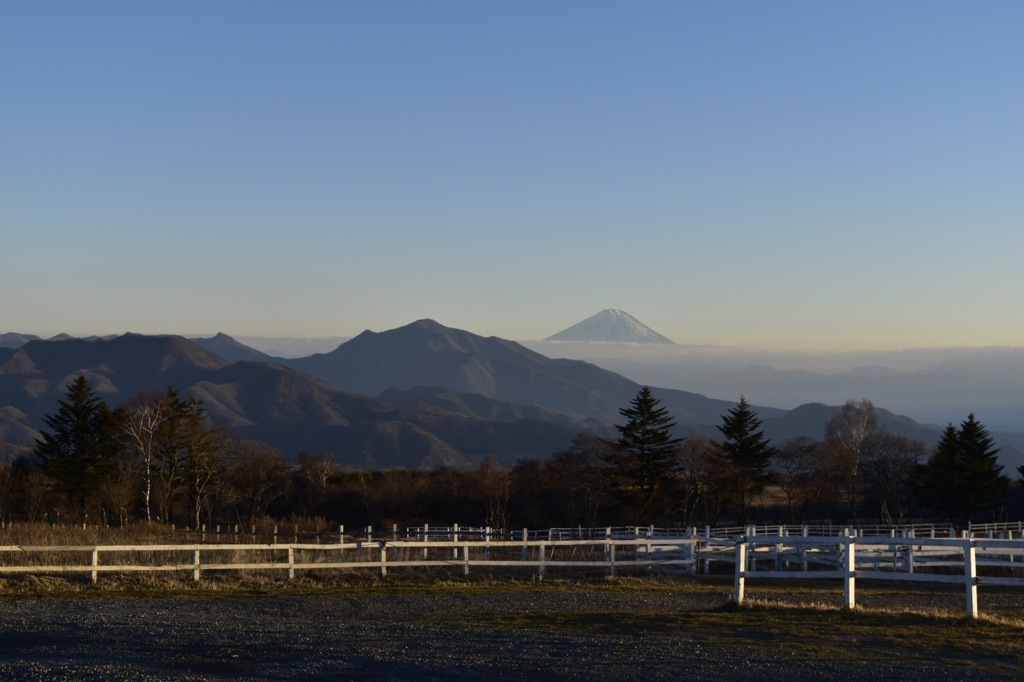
0 584 1021 681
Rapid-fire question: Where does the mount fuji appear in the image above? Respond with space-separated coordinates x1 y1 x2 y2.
545 309 676 344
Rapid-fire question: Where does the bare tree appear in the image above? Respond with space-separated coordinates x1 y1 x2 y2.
0 462 14 523
18 469 54 523
861 433 924 524
117 390 174 522
509 458 549 528
227 441 291 530
473 455 511 531
296 451 337 516
547 434 615 528
773 437 830 524
99 453 140 527
676 436 731 527
183 412 229 531
299 451 336 497
825 400 879 521
118 388 216 525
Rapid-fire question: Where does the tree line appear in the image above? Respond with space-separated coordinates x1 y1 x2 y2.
0 378 1015 531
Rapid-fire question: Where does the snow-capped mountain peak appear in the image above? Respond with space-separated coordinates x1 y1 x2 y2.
545 309 676 344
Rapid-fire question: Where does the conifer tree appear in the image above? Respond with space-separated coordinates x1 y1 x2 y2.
718 396 775 479
34 375 118 516
717 396 776 523
957 413 1008 517
611 386 681 496
917 414 1008 525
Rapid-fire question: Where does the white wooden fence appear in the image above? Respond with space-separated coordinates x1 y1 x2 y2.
4 523 1024 618
0 535 698 584
729 531 1024 619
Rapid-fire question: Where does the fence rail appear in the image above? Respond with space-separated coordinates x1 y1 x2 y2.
4 522 1024 619
730 531 1024 619
75 521 1016 545
0 536 698 583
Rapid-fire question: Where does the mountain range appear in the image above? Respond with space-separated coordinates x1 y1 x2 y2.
2 318 1021 470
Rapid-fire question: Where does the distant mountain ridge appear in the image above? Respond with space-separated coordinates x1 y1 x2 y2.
0 333 41 349
0 333 584 468
546 309 675 344
278 318 742 427
283 319 641 422
4 320 1004 470
0 322 781 467
193 332 273 363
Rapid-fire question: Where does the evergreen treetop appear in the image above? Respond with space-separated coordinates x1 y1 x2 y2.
916 414 1008 525
717 396 775 480
34 375 118 513
612 386 682 493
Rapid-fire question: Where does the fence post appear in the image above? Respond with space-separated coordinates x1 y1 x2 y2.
380 541 387 578
91 548 99 584
606 527 616 577
538 542 546 580
423 524 429 559
193 547 201 582
703 526 711 575
734 537 746 604
843 532 856 610
687 527 696 575
521 529 528 562
964 537 979 619
288 546 295 580
462 543 470 577
646 525 653 563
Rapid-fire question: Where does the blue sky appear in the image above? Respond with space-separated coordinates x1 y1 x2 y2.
3 1 1022 351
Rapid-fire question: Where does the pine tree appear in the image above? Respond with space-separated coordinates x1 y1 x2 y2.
612 386 682 496
34 375 118 516
916 415 1008 525
717 396 776 523
957 413 1008 518
718 396 775 479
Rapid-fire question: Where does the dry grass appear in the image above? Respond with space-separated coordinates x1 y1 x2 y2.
0 522 181 546
442 595 1024 676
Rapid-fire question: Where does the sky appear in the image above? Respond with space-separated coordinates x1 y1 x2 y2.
3 1 1023 352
